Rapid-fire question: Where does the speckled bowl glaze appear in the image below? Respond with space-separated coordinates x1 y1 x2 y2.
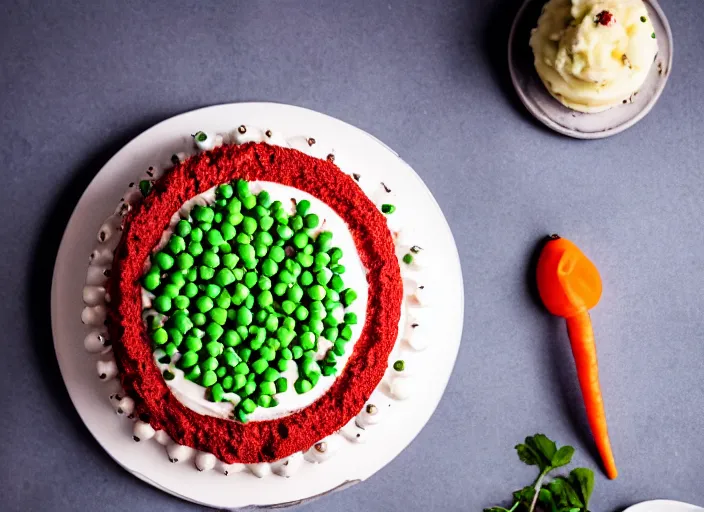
508 0 673 139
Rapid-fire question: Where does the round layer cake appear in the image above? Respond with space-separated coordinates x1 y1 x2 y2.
82 125 431 476
113 141 402 463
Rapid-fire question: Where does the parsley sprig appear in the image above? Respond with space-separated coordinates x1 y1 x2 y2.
484 434 595 512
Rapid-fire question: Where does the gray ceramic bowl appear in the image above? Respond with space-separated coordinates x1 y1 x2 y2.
509 0 673 139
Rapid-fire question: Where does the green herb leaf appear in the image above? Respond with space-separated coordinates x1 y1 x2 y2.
551 445 575 468
546 477 583 508
486 435 596 512
569 468 595 507
516 442 544 468
531 434 557 462
513 485 535 504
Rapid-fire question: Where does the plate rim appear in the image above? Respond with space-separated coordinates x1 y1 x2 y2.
623 500 704 512
50 101 465 508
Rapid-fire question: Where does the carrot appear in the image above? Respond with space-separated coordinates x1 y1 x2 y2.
536 235 618 480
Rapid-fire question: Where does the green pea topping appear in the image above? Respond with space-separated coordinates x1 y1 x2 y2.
291 215 304 231
393 360 405 372
316 231 333 252
269 245 285 263
206 341 224 357
192 312 206 326
304 213 319 229
258 275 272 291
210 308 227 325
242 195 256 210
299 271 314 286
316 268 332 286
275 377 288 393
340 324 353 340
141 179 360 419
307 285 327 301
287 285 304 303
344 312 358 325
171 312 193 334
168 235 186 254
185 336 202 352
168 329 183 346
237 307 253 326
242 217 257 235
295 305 309 321
201 370 218 387
193 206 214 223
190 227 203 242
214 268 235 287
272 282 287 296
309 319 324 335
294 199 310 216
202 284 218 298
143 271 160 291
180 351 199 368
292 232 308 249
328 247 343 263
153 252 175 271
381 203 396 214
206 322 224 340
187 241 203 257
175 252 193 270
294 378 313 394
342 288 358 306
261 258 278 277
195 296 212 313
323 327 339 342
402 253 413 264
258 290 273 308
277 225 294 240
199 266 215 280
296 252 314 268
152 328 168 345
173 295 190 310
216 290 231 309
314 252 330 270
153 295 172 313
176 220 192 237
184 365 202 382
214 183 232 199
329 274 344 292
240 398 256 414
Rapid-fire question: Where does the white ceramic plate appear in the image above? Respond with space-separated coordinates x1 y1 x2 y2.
509 0 673 139
624 500 704 512
51 102 464 509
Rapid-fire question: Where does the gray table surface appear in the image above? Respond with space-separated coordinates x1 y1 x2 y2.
2 0 703 510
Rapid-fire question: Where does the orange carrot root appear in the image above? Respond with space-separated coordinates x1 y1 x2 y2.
536 235 618 479
566 312 618 480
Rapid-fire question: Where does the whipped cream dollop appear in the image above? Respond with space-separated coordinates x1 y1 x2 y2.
530 0 658 112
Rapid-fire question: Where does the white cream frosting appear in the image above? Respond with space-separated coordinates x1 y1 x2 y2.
530 0 658 112
82 125 431 477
